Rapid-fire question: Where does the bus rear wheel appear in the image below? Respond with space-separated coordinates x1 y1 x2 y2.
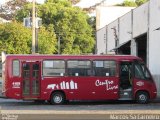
50 92 65 105
136 91 149 104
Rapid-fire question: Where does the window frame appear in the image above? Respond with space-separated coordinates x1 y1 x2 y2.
133 60 152 80
12 59 20 77
42 59 66 77
92 59 117 77
67 59 92 77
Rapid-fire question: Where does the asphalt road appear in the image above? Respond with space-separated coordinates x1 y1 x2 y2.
0 98 160 120
0 98 160 110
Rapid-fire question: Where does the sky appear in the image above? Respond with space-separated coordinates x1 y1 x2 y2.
0 0 124 5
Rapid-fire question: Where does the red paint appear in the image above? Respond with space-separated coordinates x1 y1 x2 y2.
2 55 157 102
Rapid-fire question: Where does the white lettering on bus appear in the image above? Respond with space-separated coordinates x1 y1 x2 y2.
12 82 20 88
95 80 118 91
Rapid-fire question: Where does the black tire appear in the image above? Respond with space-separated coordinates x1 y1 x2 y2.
136 91 149 104
50 92 65 105
47 100 51 104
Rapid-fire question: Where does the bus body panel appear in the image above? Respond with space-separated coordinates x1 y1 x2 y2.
133 79 157 100
41 76 119 101
4 57 22 99
2 54 157 102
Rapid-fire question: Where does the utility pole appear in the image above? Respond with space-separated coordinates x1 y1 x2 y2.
23 0 41 54
32 0 36 54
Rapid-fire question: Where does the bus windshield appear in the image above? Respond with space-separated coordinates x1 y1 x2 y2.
134 61 151 80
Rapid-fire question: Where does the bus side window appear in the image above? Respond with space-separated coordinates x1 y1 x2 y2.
93 60 116 77
12 60 20 76
43 60 65 76
134 63 145 79
67 60 91 76
134 61 151 80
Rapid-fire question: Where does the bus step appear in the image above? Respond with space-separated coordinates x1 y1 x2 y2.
23 98 39 100
120 90 132 99
118 98 132 100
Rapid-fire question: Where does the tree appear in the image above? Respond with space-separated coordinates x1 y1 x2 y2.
69 0 80 5
38 24 57 54
15 0 95 54
88 16 96 53
135 0 149 6
43 0 94 54
15 2 33 22
0 22 57 54
117 0 137 7
116 0 149 7
0 0 28 20
0 22 31 54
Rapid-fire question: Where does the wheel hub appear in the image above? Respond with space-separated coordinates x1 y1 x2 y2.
54 95 62 103
139 94 146 101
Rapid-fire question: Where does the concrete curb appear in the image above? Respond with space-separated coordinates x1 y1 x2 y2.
1 110 160 114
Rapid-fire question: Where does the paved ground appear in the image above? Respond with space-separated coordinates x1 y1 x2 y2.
0 98 160 120
0 98 160 111
1 86 159 119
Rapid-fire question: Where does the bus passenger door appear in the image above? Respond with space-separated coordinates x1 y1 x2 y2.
119 61 133 100
22 61 41 99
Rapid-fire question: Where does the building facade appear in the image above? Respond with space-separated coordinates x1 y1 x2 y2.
96 6 134 54
96 0 160 97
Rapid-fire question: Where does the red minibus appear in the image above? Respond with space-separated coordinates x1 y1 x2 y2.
1 53 157 104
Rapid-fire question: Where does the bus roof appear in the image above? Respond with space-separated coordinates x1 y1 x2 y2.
5 54 142 61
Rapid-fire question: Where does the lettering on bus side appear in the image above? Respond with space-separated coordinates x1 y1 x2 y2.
95 80 118 91
12 82 21 88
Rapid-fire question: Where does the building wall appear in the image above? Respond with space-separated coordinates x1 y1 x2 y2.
119 12 132 44
149 0 160 97
107 20 118 52
106 2 150 53
97 0 160 98
133 2 148 38
96 26 107 54
96 6 134 30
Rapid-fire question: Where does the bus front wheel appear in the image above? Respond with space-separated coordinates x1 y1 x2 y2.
50 92 65 105
136 91 149 104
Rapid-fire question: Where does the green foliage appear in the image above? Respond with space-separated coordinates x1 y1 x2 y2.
118 0 137 7
68 0 80 5
38 0 95 54
9 0 95 54
0 22 57 54
0 22 31 54
15 3 32 22
0 0 29 20
117 0 149 7
38 25 57 54
135 0 149 6
88 16 96 53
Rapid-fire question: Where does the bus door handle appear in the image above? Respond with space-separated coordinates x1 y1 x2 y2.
42 76 44 80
